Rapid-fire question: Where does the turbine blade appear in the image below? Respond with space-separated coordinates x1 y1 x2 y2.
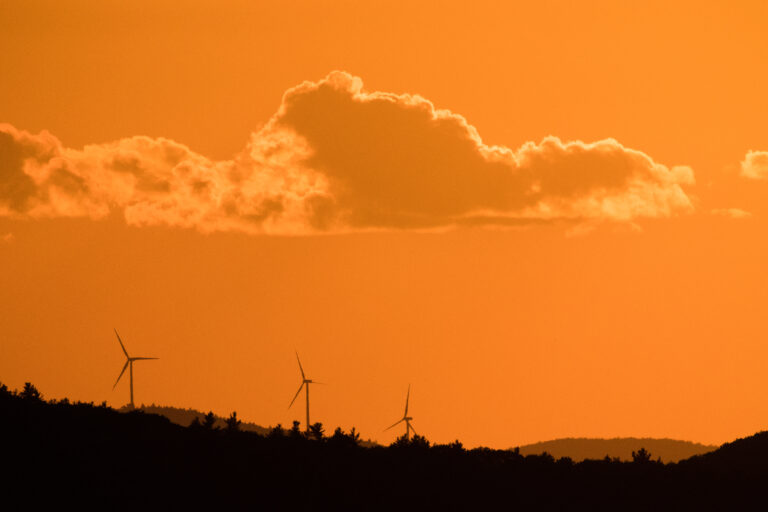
384 418 404 431
113 361 129 389
132 357 158 361
311 381 326 385
408 421 418 437
295 351 305 379
288 382 305 408
404 384 410 415
114 329 129 358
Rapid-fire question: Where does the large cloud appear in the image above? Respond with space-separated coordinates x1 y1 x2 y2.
0 71 694 234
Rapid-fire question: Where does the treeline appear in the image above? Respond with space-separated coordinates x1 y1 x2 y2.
120 403 272 436
1 381 766 510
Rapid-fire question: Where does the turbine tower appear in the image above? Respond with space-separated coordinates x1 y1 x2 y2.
288 352 322 432
385 384 417 440
112 329 158 408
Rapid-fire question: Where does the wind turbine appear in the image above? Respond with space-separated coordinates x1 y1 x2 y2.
288 352 322 432
112 329 158 408
385 384 417 440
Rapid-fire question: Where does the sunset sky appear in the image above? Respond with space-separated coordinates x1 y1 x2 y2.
2 0 768 449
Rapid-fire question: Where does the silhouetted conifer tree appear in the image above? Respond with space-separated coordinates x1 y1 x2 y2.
290 420 303 439
20 382 42 401
329 427 361 447
202 411 217 430
391 433 430 449
390 434 409 448
225 411 241 432
632 448 653 463
309 422 325 440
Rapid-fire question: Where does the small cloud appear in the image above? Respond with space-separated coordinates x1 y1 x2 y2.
565 222 598 238
565 220 642 238
740 151 768 180
711 208 752 219
621 222 644 234
1 233 14 243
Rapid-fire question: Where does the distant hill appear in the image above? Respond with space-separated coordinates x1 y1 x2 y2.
516 437 717 462
119 404 271 435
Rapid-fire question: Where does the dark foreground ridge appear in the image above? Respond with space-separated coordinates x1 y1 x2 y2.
2 381 767 510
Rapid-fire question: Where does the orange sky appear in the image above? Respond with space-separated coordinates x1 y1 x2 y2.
2 0 768 448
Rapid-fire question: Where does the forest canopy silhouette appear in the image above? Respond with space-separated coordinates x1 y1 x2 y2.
3 380 767 509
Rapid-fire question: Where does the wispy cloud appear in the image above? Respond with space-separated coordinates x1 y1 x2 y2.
711 208 752 219
0 72 695 235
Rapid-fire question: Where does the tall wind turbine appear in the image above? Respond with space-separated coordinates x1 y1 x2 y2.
112 329 158 408
385 384 417 440
288 352 322 432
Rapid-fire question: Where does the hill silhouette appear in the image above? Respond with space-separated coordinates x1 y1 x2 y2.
118 404 271 435
678 430 768 474
3 381 768 510
517 437 716 462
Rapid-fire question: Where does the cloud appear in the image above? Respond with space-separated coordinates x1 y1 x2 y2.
711 208 752 219
0 72 695 234
740 151 768 180
0 123 319 234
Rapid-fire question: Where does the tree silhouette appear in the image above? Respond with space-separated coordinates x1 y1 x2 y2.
391 433 430 449
308 422 325 440
289 420 303 439
225 411 241 432
329 427 361 447
202 411 217 430
632 447 653 463
20 382 42 401
267 423 284 440
189 416 202 429
391 434 409 448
